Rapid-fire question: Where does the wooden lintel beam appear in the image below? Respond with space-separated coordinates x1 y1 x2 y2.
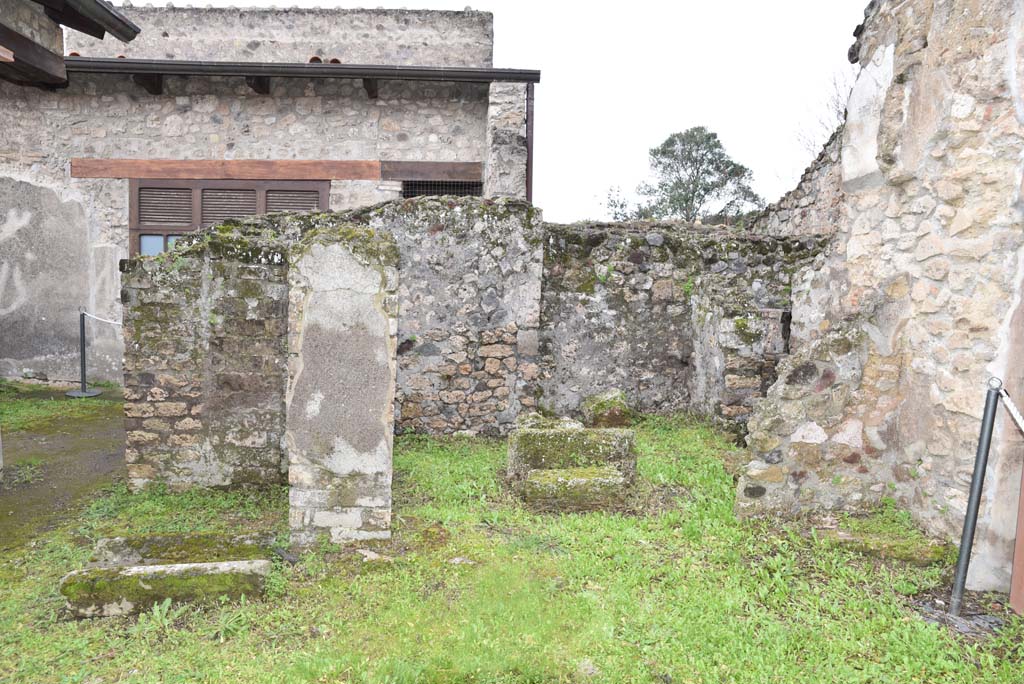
0 45 13 64
132 73 163 95
245 75 270 94
363 77 379 99
71 158 383 181
71 158 485 183
380 161 482 182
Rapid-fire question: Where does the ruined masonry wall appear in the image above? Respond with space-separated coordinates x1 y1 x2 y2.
351 198 543 436
122 213 400 544
65 6 494 68
752 129 844 239
737 0 1024 592
121 233 290 490
538 221 826 430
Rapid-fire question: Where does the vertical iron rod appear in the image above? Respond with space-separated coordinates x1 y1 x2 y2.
78 311 87 394
66 310 102 398
950 378 1002 617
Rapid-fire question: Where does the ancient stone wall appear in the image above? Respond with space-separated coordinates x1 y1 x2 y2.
737 0 1024 591
538 221 826 429
121 226 291 491
752 129 844 238
348 197 544 436
0 73 486 382
122 212 400 544
65 6 494 67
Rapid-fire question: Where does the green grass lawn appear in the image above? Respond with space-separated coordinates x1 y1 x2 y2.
1 416 1022 683
0 379 123 433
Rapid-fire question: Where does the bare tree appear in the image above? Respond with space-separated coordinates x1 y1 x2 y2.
798 68 856 157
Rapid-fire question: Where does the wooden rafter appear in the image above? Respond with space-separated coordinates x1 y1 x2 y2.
0 24 66 85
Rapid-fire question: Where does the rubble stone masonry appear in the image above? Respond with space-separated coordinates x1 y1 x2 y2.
739 0 1024 592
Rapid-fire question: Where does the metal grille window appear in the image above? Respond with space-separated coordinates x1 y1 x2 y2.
129 179 329 256
401 180 483 198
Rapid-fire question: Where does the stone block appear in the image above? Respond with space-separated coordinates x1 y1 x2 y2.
507 416 636 481
581 389 636 428
90 534 269 567
519 466 628 513
60 560 271 618
286 226 399 546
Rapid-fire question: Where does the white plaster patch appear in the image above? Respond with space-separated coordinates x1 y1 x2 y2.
327 435 390 476
842 44 895 191
305 390 324 419
791 421 828 444
298 243 382 294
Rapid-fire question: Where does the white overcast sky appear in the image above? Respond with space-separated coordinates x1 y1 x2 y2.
113 0 868 221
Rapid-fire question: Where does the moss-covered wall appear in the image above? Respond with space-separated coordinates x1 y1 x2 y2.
122 202 827 493
120 223 292 491
539 221 827 430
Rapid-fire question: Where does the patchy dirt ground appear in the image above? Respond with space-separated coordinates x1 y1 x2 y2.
0 383 124 549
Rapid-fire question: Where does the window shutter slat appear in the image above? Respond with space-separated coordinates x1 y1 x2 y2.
138 187 193 225
266 189 321 213
201 188 258 226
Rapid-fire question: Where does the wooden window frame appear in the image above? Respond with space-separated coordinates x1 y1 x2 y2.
129 178 330 256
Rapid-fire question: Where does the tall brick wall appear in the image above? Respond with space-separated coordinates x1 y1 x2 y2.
736 0 1024 592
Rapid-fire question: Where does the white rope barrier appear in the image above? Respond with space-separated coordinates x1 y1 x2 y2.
999 386 1024 436
80 308 122 327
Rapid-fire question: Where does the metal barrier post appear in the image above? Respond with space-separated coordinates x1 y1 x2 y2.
66 310 102 399
949 378 1003 616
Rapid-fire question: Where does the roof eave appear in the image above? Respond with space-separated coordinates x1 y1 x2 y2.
63 56 540 84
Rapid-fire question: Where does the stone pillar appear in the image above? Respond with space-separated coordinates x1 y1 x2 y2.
483 82 528 199
286 229 400 545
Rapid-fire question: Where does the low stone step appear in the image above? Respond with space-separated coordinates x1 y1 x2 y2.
60 559 272 618
90 533 270 567
60 533 274 618
816 528 954 567
508 415 636 481
519 466 628 513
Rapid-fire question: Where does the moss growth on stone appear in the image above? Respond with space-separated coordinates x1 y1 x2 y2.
822 499 956 567
91 534 269 567
519 465 628 513
291 216 400 267
581 389 635 428
60 560 271 617
507 426 636 480
732 316 762 345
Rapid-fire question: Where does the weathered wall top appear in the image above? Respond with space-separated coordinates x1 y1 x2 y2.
65 6 494 67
